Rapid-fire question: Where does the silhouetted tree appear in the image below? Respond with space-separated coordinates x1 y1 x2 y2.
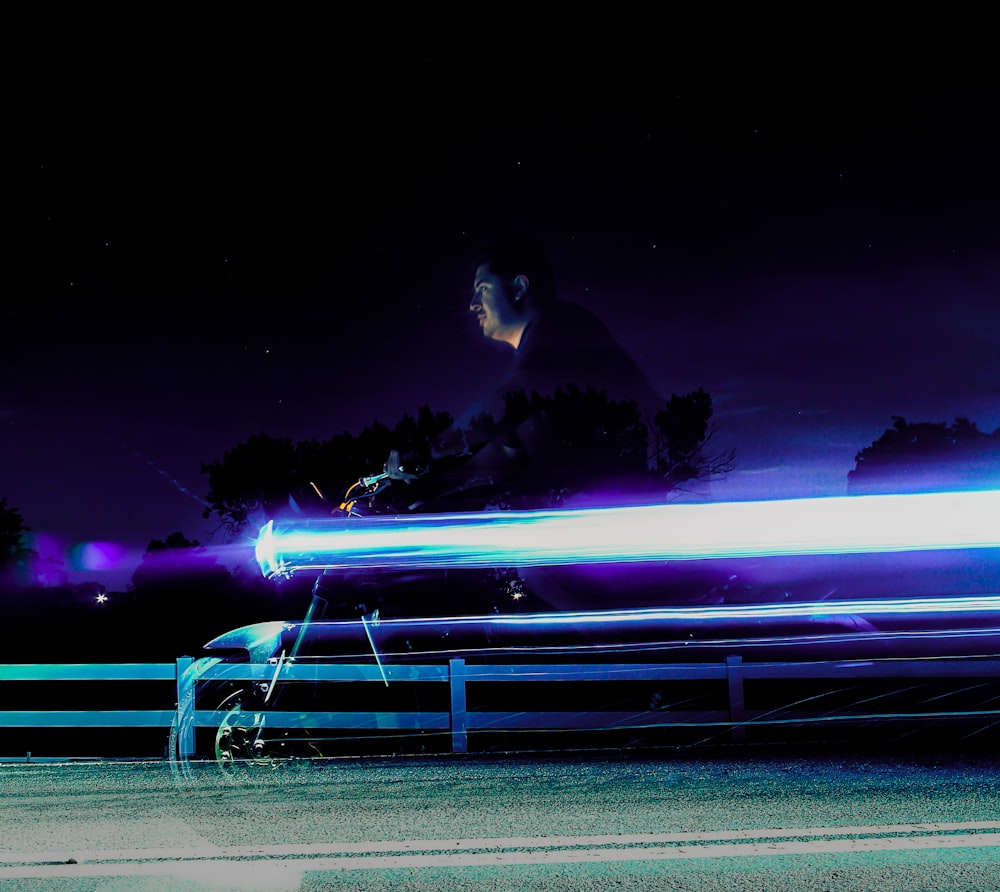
201 392 732 534
651 387 735 493
297 405 453 497
463 386 731 501
459 386 651 508
131 531 230 590
0 497 35 585
202 407 454 535
201 433 298 532
848 416 1000 493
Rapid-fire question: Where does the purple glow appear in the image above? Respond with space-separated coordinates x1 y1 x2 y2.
72 541 128 572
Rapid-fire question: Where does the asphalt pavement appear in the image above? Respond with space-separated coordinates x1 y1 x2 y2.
1 746 998 890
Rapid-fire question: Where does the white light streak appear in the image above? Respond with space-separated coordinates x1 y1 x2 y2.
255 489 1000 579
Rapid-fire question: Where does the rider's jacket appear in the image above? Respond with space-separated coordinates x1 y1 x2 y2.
415 301 664 509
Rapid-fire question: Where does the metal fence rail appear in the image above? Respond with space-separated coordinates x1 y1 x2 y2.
2 656 999 757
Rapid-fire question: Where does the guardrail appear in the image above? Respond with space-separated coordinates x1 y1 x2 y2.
3 656 1000 758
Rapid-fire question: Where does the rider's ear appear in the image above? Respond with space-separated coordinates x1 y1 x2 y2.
512 275 529 302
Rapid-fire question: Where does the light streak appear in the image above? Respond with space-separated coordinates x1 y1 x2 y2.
255 489 1000 579
491 596 1000 626
203 595 1000 662
212 596 1000 644
124 443 212 508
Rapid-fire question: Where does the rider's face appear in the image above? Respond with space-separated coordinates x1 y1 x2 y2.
471 263 520 345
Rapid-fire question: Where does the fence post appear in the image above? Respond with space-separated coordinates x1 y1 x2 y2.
726 655 746 741
450 658 468 754
175 656 195 759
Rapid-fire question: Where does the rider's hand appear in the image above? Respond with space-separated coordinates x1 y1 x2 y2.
385 449 419 483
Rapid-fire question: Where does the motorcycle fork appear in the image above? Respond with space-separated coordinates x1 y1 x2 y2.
260 581 389 720
258 589 329 709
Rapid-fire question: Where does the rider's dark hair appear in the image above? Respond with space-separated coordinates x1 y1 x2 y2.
476 238 555 306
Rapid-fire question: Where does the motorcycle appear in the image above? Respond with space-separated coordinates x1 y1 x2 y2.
169 465 1000 777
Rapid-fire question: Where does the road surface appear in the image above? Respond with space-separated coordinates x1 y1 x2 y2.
1 748 998 890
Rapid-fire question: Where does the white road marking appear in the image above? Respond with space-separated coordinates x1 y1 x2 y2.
0 822 998 880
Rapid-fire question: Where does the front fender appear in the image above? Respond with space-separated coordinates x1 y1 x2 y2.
204 621 290 662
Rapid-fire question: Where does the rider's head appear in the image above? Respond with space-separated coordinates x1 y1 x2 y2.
470 239 554 349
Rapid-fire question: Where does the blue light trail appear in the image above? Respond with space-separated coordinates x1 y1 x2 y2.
204 596 1000 661
255 489 1000 579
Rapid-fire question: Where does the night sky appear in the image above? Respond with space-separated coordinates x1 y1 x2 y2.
7 66 999 592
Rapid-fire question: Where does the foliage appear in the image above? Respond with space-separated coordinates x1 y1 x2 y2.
201 406 454 535
650 387 735 492
463 385 731 505
469 386 650 468
455 386 652 508
131 530 230 590
0 497 35 584
201 433 298 531
848 416 1000 493
201 391 733 533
